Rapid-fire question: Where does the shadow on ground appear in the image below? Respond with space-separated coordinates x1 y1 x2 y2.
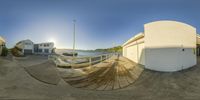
1 55 200 100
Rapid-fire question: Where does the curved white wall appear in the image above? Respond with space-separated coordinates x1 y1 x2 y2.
144 21 196 72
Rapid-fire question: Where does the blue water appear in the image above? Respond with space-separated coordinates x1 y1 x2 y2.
55 49 109 57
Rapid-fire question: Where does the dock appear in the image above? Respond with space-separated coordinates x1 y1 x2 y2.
61 56 144 90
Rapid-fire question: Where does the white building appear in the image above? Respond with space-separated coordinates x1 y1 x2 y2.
123 20 197 72
0 36 6 55
34 42 54 54
16 39 54 55
16 39 34 55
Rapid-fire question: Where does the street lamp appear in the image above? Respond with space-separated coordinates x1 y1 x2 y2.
73 19 76 58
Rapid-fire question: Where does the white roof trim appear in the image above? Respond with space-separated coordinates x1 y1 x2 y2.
122 32 144 47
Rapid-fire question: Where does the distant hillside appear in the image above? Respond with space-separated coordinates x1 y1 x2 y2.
95 46 122 53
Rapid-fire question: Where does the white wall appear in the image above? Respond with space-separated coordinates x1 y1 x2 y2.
138 43 145 65
16 40 33 49
126 44 138 62
123 36 145 65
24 44 34 50
144 21 196 72
38 43 54 49
38 43 54 53
123 47 127 57
16 40 34 53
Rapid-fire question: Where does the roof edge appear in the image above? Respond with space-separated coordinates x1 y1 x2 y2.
122 32 144 47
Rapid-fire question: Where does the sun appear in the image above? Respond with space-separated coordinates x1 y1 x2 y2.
48 38 57 45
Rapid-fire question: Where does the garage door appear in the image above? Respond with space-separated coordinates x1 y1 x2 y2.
24 49 33 55
125 42 145 65
126 45 138 63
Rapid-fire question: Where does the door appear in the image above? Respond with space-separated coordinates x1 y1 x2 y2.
24 49 33 55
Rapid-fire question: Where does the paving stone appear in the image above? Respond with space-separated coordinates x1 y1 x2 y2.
24 60 61 85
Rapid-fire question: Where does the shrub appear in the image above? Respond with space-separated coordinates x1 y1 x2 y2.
15 46 22 51
11 47 24 57
1 46 8 56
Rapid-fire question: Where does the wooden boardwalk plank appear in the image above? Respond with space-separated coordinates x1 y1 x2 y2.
62 56 144 90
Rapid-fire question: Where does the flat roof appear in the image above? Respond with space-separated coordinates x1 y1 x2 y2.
35 42 54 45
122 32 144 47
123 33 200 47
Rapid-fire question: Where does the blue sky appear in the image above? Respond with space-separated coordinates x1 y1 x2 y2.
0 0 200 49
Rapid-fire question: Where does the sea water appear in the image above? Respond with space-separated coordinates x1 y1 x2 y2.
55 49 109 57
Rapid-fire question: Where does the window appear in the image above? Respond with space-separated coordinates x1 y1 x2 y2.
25 43 32 45
38 49 42 52
44 49 49 53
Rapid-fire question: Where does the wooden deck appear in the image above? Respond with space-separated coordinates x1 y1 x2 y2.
62 56 144 90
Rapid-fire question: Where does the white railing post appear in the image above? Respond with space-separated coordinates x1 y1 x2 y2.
89 57 92 66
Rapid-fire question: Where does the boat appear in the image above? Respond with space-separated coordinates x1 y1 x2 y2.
63 52 78 56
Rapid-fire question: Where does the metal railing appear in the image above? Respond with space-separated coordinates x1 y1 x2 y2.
48 53 115 68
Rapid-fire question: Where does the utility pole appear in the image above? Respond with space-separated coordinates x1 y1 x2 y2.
73 19 76 58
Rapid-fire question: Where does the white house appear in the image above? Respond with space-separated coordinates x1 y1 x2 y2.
34 42 54 54
16 39 34 55
0 36 6 55
123 20 197 72
16 39 54 55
